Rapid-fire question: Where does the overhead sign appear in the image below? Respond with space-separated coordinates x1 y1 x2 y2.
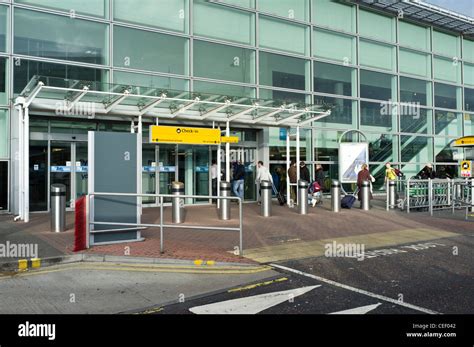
460 160 472 178
150 126 221 145
221 136 239 144
339 143 369 184
453 136 474 147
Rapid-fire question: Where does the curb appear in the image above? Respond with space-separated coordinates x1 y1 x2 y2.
0 253 259 272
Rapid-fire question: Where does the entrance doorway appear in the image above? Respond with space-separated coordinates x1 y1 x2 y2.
50 141 88 209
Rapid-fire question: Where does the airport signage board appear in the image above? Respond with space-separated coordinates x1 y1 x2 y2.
150 126 221 145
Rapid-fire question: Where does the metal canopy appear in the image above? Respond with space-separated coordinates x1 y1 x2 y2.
18 76 331 128
347 0 474 37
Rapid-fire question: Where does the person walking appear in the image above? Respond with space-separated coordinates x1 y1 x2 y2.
357 164 373 206
418 163 436 179
256 161 273 205
300 161 311 184
314 164 325 191
287 159 297 204
210 159 218 203
384 162 397 184
232 160 245 201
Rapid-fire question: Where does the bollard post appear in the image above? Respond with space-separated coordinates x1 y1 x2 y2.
298 180 309 215
51 184 66 232
171 181 185 223
219 181 231 220
388 180 396 209
331 180 341 213
260 180 272 217
361 180 370 210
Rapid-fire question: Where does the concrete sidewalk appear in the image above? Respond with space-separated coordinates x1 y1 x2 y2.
0 197 472 265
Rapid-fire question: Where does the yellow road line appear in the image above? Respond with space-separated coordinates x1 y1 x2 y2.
241 228 459 263
228 277 288 293
0 262 272 279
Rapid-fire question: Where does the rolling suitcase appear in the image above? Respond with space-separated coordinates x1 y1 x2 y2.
341 195 356 209
273 183 286 206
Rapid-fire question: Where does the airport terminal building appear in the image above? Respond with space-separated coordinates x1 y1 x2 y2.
0 0 473 215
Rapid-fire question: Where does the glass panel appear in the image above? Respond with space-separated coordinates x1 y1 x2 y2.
50 120 96 134
14 8 108 64
366 133 397 164
433 30 460 58
158 144 175 203
360 70 396 101
313 129 356 162
434 110 462 136
194 0 255 45
142 145 156 204
0 5 7 52
400 136 433 163
312 0 355 33
464 39 474 63
465 88 474 112
219 0 254 8
401 163 428 180
434 138 457 163
29 140 48 212
465 114 474 135
259 51 309 91
399 20 430 51
75 142 88 201
194 146 209 203
400 77 431 106
259 16 308 55
0 109 7 158
434 56 461 84
258 0 308 21
259 88 309 104
0 161 6 211
360 101 395 132
0 57 6 104
113 71 188 91
13 59 108 95
193 81 255 98
313 29 355 65
16 0 107 18
113 0 188 33
194 40 255 83
359 39 395 72
400 109 432 134
314 96 355 126
113 26 188 75
359 9 395 43
399 49 431 78
314 61 355 97
434 83 459 110
463 63 474 86
50 142 72 208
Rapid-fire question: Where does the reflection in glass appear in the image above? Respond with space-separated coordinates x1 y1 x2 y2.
314 62 354 97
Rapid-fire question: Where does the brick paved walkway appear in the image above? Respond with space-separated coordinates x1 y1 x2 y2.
1 198 471 264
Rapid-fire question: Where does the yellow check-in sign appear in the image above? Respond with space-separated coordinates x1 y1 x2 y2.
221 136 239 144
150 125 221 145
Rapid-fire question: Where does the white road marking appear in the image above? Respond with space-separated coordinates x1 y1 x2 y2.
189 285 320 314
329 303 381 314
270 264 440 315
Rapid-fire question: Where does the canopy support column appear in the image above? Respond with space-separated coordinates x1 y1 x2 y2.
226 121 230 182
286 128 290 207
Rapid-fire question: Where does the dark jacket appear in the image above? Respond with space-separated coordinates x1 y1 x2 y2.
315 169 325 189
357 169 373 201
288 166 297 183
300 166 311 183
233 164 245 180
418 167 436 179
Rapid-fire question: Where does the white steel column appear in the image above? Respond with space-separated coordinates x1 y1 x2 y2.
217 126 222 209
296 126 300 206
17 105 24 221
137 116 143 217
23 107 30 222
226 121 230 182
286 128 290 207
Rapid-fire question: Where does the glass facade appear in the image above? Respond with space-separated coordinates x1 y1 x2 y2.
0 0 472 211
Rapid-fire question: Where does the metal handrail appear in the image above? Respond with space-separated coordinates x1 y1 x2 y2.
87 192 243 256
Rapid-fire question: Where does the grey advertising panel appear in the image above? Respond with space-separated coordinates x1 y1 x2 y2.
88 132 142 245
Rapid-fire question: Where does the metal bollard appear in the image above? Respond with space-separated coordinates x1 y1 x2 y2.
219 181 231 220
171 181 185 224
260 180 272 217
51 184 66 232
331 180 341 212
388 180 396 209
361 180 370 211
298 180 309 215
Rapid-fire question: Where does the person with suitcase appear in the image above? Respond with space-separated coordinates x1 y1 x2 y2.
256 161 273 205
357 163 373 207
